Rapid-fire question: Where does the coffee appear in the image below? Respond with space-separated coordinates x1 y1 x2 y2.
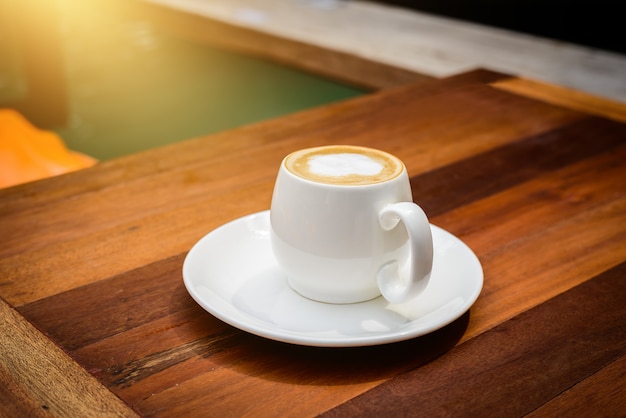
284 145 403 185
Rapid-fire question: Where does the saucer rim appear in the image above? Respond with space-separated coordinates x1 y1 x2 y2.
182 210 483 347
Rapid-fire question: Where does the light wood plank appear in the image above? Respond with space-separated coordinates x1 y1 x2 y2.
0 298 137 417
492 77 626 122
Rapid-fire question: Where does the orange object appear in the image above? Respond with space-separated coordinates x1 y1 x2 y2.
0 109 97 188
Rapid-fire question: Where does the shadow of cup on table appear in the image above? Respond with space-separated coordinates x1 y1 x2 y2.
156 266 470 389
194 310 469 386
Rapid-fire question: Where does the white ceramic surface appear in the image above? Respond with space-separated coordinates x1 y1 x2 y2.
271 145 433 304
182 211 483 347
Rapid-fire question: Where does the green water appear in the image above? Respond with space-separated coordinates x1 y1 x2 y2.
1 5 364 160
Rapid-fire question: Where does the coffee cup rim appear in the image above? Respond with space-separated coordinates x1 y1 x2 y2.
281 145 406 187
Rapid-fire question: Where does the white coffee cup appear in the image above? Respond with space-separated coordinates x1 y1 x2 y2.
270 145 433 304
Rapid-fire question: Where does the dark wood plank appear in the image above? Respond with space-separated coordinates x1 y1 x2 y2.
18 254 190 351
321 262 626 417
527 355 626 417
433 142 626 251
412 116 626 216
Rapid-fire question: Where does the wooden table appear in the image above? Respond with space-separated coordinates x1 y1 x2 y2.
1 70 625 416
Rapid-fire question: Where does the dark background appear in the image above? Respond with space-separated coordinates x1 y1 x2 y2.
376 1 625 55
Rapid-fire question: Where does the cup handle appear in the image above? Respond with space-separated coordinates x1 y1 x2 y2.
377 202 433 304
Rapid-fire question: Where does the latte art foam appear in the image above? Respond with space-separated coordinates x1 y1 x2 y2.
309 153 384 177
284 145 403 185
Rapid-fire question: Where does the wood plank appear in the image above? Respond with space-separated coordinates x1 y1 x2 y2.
321 262 626 417
0 298 137 417
432 144 626 339
527 355 626 417
466 192 626 340
432 138 626 249
493 77 626 123
17 255 189 351
412 116 626 216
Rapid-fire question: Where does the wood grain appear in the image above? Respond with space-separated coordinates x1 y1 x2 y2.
527 355 626 417
2 70 625 415
412 116 626 217
321 262 626 417
493 77 626 123
0 298 137 417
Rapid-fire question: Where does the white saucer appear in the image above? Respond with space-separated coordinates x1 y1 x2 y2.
183 211 483 347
